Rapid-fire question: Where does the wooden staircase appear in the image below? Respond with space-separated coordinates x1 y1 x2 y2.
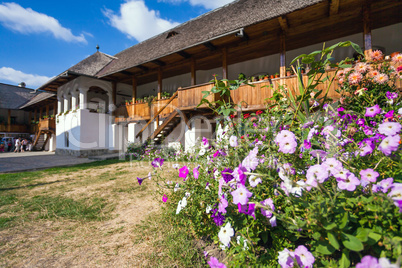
32 119 55 151
150 110 181 144
136 92 182 144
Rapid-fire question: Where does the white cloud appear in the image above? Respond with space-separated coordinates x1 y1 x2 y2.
159 0 234 9
0 67 51 88
103 0 180 42
0 2 87 43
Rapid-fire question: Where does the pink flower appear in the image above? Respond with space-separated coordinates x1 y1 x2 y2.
392 53 402 63
193 166 200 179
371 50 384 61
162 194 168 202
354 62 368 73
179 166 189 178
365 104 381 117
306 164 329 189
374 73 389 84
348 71 363 84
219 194 228 214
231 184 253 205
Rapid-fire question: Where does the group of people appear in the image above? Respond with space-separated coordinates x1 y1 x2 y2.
0 138 32 153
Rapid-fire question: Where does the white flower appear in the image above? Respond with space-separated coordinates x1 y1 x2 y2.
198 147 206 156
206 205 212 213
218 222 234 248
172 164 180 169
249 175 262 187
398 107 402 115
379 257 399 268
236 236 249 250
176 196 187 214
229 135 238 147
174 183 180 192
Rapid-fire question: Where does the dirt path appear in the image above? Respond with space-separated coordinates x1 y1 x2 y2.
0 161 176 267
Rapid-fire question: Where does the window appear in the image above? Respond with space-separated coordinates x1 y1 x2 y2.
64 131 69 147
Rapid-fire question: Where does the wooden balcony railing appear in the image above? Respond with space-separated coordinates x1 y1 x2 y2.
178 82 220 110
114 60 401 123
0 124 29 133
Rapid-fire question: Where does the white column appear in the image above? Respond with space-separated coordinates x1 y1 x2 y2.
79 87 89 109
71 92 78 110
185 118 202 152
57 97 64 114
63 95 69 112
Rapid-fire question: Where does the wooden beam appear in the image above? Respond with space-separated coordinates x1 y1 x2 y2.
132 76 137 103
7 109 11 132
39 107 42 119
53 102 57 116
136 65 149 72
46 105 49 117
112 81 117 116
177 51 191 59
182 111 191 130
157 68 162 100
363 3 372 59
191 58 196 86
329 0 340 16
121 71 134 76
152 60 165 66
279 32 286 78
203 42 217 51
222 47 228 80
278 16 288 32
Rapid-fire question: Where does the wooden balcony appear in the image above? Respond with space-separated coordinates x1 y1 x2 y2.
38 118 56 131
230 81 273 111
0 124 29 133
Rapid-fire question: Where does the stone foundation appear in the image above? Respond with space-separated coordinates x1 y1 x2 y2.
55 148 114 157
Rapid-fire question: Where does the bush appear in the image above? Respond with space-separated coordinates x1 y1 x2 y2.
141 43 402 267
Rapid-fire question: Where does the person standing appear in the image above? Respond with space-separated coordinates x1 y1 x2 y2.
7 140 12 152
14 138 21 153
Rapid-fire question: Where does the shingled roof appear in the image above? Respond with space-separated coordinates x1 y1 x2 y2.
0 83 39 110
68 51 116 77
19 91 56 109
98 0 323 77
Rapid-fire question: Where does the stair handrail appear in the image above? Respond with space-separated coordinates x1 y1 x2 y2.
136 91 178 139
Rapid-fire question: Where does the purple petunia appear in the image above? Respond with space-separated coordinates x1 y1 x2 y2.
207 257 226 268
238 203 256 219
378 135 400 156
162 194 168 202
222 168 234 183
355 255 379 268
386 91 398 100
232 165 248 185
260 198 275 218
336 172 360 191
305 164 329 189
323 158 343 176
202 137 209 147
378 122 401 136
294 245 315 268
179 165 189 178
278 248 294 268
359 168 379 186
372 178 394 193
365 104 381 117
218 194 228 214
242 147 259 171
231 184 253 205
278 137 298 154
151 157 164 168
137 177 144 185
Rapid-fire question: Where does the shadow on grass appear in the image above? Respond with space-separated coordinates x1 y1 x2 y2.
0 159 130 190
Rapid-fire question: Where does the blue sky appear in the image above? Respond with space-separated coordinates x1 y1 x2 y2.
0 0 234 89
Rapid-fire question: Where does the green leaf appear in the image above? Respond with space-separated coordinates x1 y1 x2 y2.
356 228 369 242
351 42 363 56
338 212 349 229
367 232 381 245
328 232 340 250
316 240 336 255
339 249 350 268
323 222 337 231
313 232 321 240
341 233 364 252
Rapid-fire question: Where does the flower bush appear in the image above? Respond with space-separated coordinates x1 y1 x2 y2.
139 43 402 267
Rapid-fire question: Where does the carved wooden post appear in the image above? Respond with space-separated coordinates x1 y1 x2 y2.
191 58 196 86
222 47 228 80
363 4 372 60
279 32 286 78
